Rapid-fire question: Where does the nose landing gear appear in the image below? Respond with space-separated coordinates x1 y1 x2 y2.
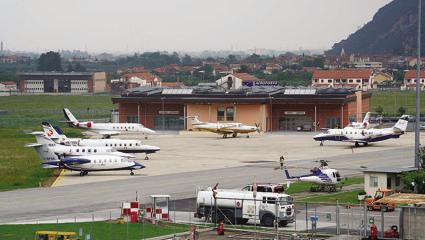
79 171 88 176
130 171 135 176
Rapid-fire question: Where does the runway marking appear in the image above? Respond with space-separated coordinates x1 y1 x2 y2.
51 170 66 187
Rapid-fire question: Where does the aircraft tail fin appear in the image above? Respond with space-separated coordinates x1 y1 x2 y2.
362 112 371 127
188 116 202 125
30 132 56 145
26 134 58 162
63 108 79 126
42 122 63 139
284 166 292 179
393 115 409 132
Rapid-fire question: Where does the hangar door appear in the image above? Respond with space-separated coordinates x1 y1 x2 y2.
153 116 184 130
279 116 312 131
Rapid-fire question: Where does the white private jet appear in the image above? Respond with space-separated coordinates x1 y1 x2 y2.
63 108 156 139
313 115 409 147
27 132 135 159
42 122 160 160
284 160 342 192
26 133 145 176
188 116 260 138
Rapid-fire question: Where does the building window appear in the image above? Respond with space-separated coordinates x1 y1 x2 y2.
127 115 138 123
387 176 392 189
217 107 225 121
326 117 341 128
327 79 332 83
395 176 401 187
226 107 234 121
370 176 378 187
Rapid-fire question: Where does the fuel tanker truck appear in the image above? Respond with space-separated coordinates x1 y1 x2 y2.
195 188 295 227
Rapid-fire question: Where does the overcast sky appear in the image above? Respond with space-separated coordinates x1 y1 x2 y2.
1 0 391 53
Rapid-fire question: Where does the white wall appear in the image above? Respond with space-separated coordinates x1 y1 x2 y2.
364 172 388 196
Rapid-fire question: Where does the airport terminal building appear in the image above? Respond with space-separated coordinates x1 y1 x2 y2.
112 86 371 132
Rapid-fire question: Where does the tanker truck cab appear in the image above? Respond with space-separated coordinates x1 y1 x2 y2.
196 189 294 227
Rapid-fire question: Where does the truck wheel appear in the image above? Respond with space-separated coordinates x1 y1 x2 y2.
261 214 274 227
279 220 288 227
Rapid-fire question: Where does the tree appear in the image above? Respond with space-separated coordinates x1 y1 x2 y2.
181 54 193 66
74 63 86 72
398 106 407 116
402 146 425 193
37 51 63 71
66 64 74 72
225 54 238 65
238 65 250 73
375 105 384 115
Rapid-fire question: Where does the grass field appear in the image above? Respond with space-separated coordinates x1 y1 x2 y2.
298 189 363 204
285 177 363 194
0 221 190 240
371 91 425 116
0 95 115 191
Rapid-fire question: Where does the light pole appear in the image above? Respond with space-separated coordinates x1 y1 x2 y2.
415 0 422 170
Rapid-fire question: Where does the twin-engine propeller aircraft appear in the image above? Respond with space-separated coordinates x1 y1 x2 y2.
313 115 409 147
284 160 342 192
188 116 261 138
63 108 156 139
42 122 160 160
26 132 144 176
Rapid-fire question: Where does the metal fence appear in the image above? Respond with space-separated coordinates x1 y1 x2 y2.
8 195 425 239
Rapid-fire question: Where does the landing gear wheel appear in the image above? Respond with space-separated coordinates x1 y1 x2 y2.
246 135 250 138
355 142 360 148
222 134 227 139
320 141 323 146
79 171 84 177
130 171 134 176
145 155 149 160
145 136 148 140
363 142 368 146
232 133 237 138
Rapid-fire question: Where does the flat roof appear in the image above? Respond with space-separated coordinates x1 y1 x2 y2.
112 86 370 104
362 167 417 174
18 72 92 76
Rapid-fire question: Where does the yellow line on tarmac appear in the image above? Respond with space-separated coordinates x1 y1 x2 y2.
51 170 66 187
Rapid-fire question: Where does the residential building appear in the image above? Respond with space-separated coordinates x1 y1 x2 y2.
311 69 374 90
121 72 162 88
402 70 425 90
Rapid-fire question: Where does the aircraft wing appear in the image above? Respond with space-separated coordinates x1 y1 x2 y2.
216 128 236 134
97 131 120 138
25 143 43 147
341 139 369 144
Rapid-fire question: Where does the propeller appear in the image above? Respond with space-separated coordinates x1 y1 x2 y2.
254 123 263 134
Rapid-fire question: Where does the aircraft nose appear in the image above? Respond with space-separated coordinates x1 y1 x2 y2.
146 128 156 134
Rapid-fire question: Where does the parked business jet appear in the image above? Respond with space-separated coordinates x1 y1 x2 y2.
284 160 342 192
42 122 160 160
63 108 156 139
27 132 135 159
313 115 409 147
26 133 144 176
188 116 260 138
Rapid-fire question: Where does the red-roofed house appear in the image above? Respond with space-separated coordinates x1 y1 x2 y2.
311 69 373 90
121 72 162 88
402 70 425 90
0 81 17 93
216 73 261 89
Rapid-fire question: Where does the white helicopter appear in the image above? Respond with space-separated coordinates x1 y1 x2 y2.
42 122 160 160
26 133 144 176
188 116 261 138
284 160 343 192
63 108 156 139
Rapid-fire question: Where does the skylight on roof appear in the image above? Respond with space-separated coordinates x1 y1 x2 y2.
162 89 193 95
284 89 316 95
